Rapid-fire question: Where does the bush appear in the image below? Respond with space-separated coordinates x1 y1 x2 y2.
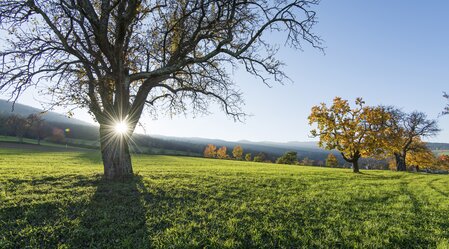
276 151 298 165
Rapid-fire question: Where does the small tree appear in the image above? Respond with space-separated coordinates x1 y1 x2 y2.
301 157 314 166
437 155 449 171
439 155 449 163
253 153 266 162
216 146 228 159
245 153 252 162
6 115 28 143
309 97 390 173
203 144 217 158
49 128 66 143
325 153 339 167
232 145 244 160
27 114 46 145
0 115 7 136
276 151 298 165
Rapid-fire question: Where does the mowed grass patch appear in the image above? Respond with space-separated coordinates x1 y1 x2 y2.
1 148 449 248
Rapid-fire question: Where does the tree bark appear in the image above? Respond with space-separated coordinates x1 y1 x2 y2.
99 124 133 180
352 159 360 173
395 152 407 171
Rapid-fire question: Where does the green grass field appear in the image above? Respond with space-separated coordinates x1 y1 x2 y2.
1 145 449 248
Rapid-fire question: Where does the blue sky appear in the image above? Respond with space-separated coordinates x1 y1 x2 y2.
4 1 449 142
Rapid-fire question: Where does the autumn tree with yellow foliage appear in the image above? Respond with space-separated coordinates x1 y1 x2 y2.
232 145 244 160
380 108 440 171
325 154 339 167
406 141 437 171
216 146 228 159
308 97 391 173
203 144 217 158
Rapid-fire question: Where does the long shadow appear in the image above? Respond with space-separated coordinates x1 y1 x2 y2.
0 175 151 249
68 176 150 249
394 181 432 246
72 151 103 165
427 178 449 197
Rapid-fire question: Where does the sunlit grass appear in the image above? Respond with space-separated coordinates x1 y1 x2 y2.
0 147 449 248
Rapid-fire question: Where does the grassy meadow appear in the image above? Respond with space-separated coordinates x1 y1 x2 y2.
1 145 449 248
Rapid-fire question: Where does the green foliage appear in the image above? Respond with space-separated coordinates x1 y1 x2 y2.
253 152 266 162
1 147 449 248
325 153 339 167
276 151 298 165
245 153 252 161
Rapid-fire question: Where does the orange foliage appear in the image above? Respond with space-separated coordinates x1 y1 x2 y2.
216 146 228 159
203 144 217 158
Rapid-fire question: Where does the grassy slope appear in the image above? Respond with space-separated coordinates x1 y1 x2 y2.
1 148 449 248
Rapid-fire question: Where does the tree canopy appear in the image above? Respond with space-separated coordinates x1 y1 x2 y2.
276 151 298 165
232 145 243 160
308 97 390 173
203 143 217 158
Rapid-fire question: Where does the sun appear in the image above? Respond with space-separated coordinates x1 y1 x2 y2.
114 121 128 135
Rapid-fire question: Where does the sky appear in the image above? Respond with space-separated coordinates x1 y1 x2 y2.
3 1 449 143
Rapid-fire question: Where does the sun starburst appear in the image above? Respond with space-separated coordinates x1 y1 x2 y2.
114 121 129 135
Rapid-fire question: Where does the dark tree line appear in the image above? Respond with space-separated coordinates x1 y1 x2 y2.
0 114 47 144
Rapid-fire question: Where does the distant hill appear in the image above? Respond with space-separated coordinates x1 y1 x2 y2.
0 99 92 126
1 98 448 162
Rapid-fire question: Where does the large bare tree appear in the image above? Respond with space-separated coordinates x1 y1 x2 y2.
0 0 322 179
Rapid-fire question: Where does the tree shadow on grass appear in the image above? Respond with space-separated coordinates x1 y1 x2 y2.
70 151 103 165
393 181 434 246
0 174 152 249
68 175 150 249
427 178 449 197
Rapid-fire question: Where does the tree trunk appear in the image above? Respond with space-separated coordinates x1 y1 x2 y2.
395 153 406 171
341 152 361 173
99 124 133 180
352 159 360 173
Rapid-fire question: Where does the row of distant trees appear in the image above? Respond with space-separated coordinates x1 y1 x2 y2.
204 144 245 160
0 114 47 144
204 144 275 163
275 151 340 167
309 97 441 173
204 144 341 167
